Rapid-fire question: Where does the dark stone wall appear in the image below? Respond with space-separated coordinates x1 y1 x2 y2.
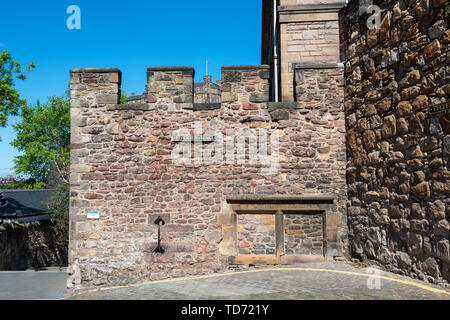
0 221 65 270
340 0 450 284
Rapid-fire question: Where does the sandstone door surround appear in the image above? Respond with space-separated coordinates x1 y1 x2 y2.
222 194 341 266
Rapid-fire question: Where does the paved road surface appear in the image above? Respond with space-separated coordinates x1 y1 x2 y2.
68 262 450 300
1 263 449 300
0 268 67 300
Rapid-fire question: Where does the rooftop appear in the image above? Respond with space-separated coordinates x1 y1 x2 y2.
0 190 56 224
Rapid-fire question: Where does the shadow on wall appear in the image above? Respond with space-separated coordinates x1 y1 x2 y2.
0 221 67 270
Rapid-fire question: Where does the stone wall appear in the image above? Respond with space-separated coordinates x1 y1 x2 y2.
237 214 276 255
0 222 64 270
69 64 347 289
340 0 450 284
284 213 324 255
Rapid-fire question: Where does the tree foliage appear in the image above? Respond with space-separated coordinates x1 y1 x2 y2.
11 94 70 182
0 51 35 138
120 90 128 104
47 182 69 267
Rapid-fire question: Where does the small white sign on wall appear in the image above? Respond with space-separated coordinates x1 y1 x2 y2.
87 211 100 220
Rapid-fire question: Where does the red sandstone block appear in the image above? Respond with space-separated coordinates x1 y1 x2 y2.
165 224 195 232
243 103 258 110
80 173 104 181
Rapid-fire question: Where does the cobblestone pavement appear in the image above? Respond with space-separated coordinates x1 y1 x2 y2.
0 268 67 300
68 262 450 300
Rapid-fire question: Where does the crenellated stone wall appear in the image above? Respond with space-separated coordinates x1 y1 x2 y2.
340 0 450 284
69 64 347 289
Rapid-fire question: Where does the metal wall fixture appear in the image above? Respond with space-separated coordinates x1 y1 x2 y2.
153 216 166 254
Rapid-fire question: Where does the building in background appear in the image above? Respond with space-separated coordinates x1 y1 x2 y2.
0 190 61 270
194 76 222 104
262 0 345 101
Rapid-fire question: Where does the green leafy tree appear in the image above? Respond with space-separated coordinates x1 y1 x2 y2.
47 182 69 267
11 94 70 182
11 91 70 267
120 90 128 104
0 51 35 140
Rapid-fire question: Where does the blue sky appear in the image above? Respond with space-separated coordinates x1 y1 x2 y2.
0 0 263 177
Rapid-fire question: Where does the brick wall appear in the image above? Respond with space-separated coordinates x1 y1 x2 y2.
341 0 450 284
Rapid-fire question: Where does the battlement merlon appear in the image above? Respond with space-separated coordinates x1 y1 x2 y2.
70 68 122 108
147 66 195 109
69 65 272 111
221 65 270 114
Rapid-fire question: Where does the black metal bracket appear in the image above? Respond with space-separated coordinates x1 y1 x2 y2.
154 216 165 254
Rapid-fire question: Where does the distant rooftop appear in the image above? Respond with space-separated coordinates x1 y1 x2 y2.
0 190 55 224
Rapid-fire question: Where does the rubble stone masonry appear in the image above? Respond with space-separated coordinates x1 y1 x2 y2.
340 0 450 283
69 64 347 289
68 0 450 290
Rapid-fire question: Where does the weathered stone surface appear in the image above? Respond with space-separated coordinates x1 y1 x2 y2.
411 182 431 201
412 95 428 112
396 101 412 116
97 94 118 104
0 222 62 270
341 0 450 283
270 109 290 121
389 205 403 218
382 115 397 138
380 11 392 42
70 65 348 289
428 20 447 39
423 40 441 61
416 0 430 17
399 70 421 89
401 86 421 100
410 112 426 133
443 30 450 43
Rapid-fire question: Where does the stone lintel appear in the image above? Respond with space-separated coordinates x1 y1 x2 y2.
279 7 341 23
221 65 270 71
278 2 347 13
293 62 344 70
226 194 334 204
230 204 329 213
70 68 121 74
